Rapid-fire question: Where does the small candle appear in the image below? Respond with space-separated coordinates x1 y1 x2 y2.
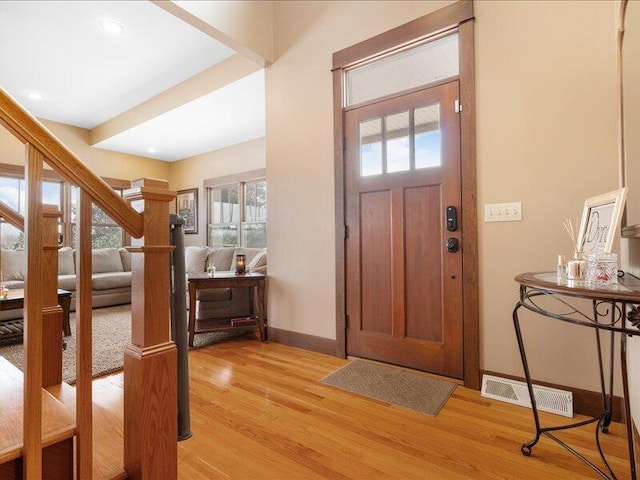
235 254 246 275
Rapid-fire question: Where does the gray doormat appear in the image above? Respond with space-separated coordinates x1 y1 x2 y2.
320 360 457 416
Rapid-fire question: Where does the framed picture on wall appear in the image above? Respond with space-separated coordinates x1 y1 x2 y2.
176 188 198 234
577 187 627 255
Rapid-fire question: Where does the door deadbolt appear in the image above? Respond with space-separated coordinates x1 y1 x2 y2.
446 238 459 253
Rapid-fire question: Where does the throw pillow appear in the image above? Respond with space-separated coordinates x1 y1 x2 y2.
119 248 132 272
58 247 75 275
92 248 124 274
185 246 209 273
206 247 235 271
1 249 25 281
248 250 267 271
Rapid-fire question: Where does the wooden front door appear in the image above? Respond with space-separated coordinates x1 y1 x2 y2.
345 81 463 378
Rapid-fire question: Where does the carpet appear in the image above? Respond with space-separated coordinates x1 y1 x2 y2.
0 304 251 384
320 360 457 416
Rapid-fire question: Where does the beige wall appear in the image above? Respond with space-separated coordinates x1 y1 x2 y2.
169 136 266 246
266 0 624 392
0 123 25 163
476 1 618 392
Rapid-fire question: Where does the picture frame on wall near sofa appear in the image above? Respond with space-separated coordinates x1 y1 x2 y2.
177 188 198 234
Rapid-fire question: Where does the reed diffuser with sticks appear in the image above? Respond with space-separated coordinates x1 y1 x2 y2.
563 218 586 280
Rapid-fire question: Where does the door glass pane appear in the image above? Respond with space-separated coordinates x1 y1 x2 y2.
345 33 459 106
415 104 441 169
360 118 382 176
386 111 410 173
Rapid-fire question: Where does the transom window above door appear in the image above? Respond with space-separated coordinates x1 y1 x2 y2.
345 32 459 107
360 103 441 177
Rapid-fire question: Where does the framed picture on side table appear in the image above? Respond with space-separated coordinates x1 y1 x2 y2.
176 188 198 234
577 187 628 255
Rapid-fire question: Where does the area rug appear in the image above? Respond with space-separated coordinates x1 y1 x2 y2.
0 305 250 384
320 360 457 416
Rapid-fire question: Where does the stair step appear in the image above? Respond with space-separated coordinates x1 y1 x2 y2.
0 356 76 465
47 379 127 480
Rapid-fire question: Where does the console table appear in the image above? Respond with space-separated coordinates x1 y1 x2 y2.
513 272 640 479
187 272 266 347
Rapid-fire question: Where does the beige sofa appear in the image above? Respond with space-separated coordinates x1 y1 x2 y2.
0 246 267 322
0 247 132 320
184 246 267 321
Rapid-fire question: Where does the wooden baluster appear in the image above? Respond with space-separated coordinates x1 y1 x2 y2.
123 178 177 479
41 204 64 388
76 190 93 478
24 144 44 478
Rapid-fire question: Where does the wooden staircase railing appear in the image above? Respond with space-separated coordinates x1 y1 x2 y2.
0 202 24 231
0 86 177 479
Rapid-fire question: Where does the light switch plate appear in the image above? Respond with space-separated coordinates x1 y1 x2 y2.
485 202 522 222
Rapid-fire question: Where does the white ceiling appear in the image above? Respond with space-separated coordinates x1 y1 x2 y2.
94 70 266 161
0 1 265 162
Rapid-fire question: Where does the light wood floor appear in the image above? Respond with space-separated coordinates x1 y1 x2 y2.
94 335 634 479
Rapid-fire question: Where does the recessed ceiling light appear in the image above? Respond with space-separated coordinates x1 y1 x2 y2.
147 146 157 154
100 19 125 35
25 91 43 101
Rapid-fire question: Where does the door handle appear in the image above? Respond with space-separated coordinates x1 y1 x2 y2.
446 237 459 253
446 206 457 232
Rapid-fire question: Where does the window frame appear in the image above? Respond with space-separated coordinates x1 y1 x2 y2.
0 165 64 249
208 182 241 248
204 169 267 249
0 163 130 249
69 184 127 249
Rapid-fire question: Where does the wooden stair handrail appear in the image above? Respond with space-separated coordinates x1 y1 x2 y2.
0 85 178 479
0 200 24 231
0 87 144 238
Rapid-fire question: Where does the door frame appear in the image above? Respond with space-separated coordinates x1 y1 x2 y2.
331 0 479 389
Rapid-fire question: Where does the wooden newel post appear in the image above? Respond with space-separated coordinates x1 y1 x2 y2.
123 178 177 479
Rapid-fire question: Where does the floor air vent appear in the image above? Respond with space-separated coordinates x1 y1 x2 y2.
481 374 573 418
